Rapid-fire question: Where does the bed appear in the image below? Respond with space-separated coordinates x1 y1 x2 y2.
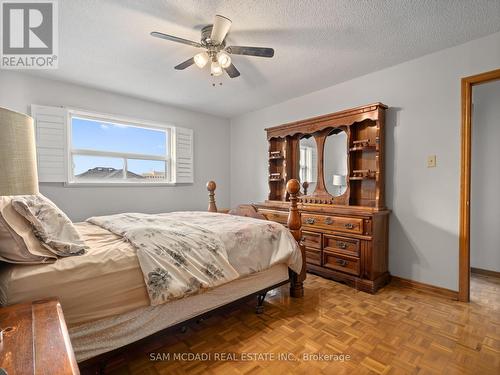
0 179 306 371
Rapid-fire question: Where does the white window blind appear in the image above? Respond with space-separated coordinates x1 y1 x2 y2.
174 127 194 183
30 104 68 183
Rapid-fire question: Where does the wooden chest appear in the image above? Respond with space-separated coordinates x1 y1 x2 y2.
257 203 390 293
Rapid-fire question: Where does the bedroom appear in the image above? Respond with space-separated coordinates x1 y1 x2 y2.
0 0 499 374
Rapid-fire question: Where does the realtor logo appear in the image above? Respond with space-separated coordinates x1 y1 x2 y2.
1 0 58 69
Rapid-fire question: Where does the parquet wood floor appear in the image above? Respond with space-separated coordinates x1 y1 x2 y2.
106 274 500 375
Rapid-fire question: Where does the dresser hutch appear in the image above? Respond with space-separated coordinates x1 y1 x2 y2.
255 103 390 293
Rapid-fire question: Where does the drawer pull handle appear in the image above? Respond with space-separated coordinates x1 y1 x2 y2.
336 259 348 266
325 217 333 225
344 223 355 229
337 242 347 249
305 218 316 224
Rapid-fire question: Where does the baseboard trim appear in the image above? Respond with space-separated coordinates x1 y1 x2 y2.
391 276 458 300
471 267 500 278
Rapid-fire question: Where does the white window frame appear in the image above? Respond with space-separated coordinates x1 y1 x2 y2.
66 109 174 186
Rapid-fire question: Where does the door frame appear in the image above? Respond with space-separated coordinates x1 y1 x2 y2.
459 68 500 302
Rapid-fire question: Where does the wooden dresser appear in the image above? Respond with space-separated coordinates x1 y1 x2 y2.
255 103 391 293
0 299 79 374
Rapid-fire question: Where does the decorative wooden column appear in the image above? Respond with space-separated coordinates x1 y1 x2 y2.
286 179 306 298
206 180 217 213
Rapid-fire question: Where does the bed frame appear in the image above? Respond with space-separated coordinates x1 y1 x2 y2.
80 179 306 374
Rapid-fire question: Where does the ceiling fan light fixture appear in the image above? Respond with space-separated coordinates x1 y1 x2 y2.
217 51 232 68
194 52 209 68
151 13 275 80
211 61 223 76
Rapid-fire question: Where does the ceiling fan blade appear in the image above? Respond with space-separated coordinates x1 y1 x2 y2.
225 63 240 78
226 46 274 58
210 15 232 44
151 32 202 48
174 57 195 70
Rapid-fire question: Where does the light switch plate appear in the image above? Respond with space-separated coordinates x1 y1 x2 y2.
427 155 437 168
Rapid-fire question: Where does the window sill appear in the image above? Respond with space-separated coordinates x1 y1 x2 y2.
64 182 181 188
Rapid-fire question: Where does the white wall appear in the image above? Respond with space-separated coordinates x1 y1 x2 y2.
230 32 500 291
0 71 231 221
471 80 500 273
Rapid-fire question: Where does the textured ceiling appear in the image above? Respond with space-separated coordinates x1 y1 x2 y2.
24 0 500 118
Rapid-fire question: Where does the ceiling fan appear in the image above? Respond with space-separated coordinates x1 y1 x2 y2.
151 15 274 79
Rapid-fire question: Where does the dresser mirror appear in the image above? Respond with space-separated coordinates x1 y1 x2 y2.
324 129 348 197
299 135 317 195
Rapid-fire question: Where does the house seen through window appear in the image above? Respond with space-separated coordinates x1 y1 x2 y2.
70 115 171 183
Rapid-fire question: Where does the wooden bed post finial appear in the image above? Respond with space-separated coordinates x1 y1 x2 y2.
286 179 301 237
286 179 306 298
207 180 218 213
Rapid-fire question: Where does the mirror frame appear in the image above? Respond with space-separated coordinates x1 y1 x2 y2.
299 126 351 205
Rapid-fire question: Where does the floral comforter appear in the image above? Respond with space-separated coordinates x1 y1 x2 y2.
87 212 301 306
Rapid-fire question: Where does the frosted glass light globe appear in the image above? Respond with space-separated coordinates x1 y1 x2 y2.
194 52 209 68
211 61 223 76
217 51 232 68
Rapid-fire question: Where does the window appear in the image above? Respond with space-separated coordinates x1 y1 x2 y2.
299 146 313 182
68 112 172 184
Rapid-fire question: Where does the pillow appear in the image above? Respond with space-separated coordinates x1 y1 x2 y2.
0 196 56 264
11 194 87 257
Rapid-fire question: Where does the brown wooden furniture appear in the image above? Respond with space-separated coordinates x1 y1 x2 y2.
0 298 79 375
255 103 391 293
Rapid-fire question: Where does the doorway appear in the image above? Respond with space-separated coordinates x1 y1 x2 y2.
459 68 500 302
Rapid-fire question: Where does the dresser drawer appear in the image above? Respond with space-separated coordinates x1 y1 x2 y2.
323 252 360 276
305 247 321 266
302 231 321 249
258 209 288 224
323 235 360 257
302 213 363 234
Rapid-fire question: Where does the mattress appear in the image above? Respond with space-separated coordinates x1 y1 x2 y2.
70 263 289 362
0 222 150 325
